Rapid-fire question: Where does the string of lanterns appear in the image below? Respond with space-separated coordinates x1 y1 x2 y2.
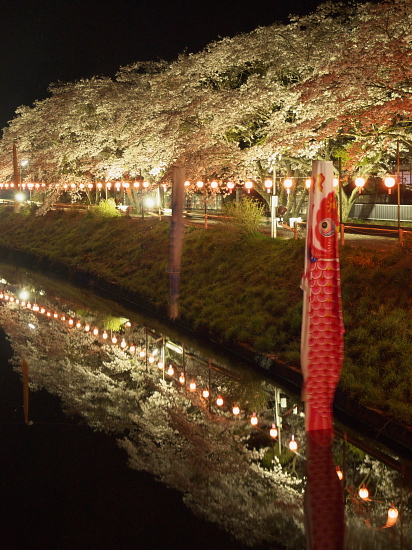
0 175 400 196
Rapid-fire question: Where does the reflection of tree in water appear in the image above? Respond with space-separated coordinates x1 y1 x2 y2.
0 292 410 549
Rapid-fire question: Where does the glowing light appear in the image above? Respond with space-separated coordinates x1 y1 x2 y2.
102 331 108 339
111 335 118 344
226 181 235 190
289 435 298 452
143 181 149 188
250 412 258 426
93 327 99 335
355 177 365 194
359 484 369 500
333 178 339 187
196 181 204 188
283 178 293 194
384 176 396 195
145 198 155 208
84 324 90 332
15 193 25 202
232 405 240 416
216 396 224 407
139 350 145 357
76 321 81 328
270 424 278 438
129 344 136 352
19 290 29 301
336 466 343 480
68 319 74 326
148 356 155 364
184 181 191 187
122 182 130 188
53 313 59 318
167 365 175 376
388 503 399 520
157 361 164 369
179 373 185 384
189 380 197 391
244 181 253 193
97 183 103 189
210 181 218 189
264 179 273 192
305 179 312 190
202 389 209 398
40 308 45 314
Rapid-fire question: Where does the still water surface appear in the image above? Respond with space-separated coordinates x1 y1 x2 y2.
0 262 410 549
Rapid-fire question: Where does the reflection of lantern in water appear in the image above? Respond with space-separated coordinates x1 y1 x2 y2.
270 424 278 439
216 396 224 407
250 412 258 426
359 484 369 500
289 435 298 452
387 503 399 521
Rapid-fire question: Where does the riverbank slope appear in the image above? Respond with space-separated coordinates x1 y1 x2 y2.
0 209 410 437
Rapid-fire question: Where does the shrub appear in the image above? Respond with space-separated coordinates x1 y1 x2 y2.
90 198 120 218
221 197 265 237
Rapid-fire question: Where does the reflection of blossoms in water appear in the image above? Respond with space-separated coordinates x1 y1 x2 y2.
0 295 410 549
0 301 305 548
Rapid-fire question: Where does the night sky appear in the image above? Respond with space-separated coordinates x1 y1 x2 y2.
1 0 330 131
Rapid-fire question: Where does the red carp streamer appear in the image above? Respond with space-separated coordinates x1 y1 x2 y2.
301 161 344 431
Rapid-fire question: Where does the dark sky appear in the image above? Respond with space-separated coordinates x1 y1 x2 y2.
1 0 329 131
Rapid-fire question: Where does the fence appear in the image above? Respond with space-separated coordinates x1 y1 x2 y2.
349 203 412 222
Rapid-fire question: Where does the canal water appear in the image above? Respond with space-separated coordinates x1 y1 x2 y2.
0 262 409 550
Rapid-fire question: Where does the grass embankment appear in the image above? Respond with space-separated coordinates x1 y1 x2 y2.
0 209 411 425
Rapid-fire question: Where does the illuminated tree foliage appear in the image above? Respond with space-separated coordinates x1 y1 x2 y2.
0 1 411 214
